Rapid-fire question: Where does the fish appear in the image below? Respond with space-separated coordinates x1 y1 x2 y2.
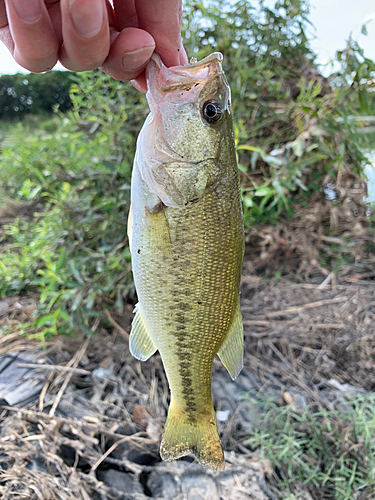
127 52 244 471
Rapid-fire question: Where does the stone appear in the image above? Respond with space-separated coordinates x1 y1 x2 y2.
96 469 134 493
0 352 47 407
181 474 219 500
148 472 178 499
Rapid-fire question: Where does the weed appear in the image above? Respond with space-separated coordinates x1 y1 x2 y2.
245 397 375 499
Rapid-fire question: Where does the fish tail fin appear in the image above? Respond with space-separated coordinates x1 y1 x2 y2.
160 402 224 471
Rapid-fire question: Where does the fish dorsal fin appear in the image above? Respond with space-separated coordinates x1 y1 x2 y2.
217 302 243 380
130 304 157 361
127 204 133 251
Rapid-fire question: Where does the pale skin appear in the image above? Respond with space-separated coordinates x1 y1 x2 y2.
0 0 188 92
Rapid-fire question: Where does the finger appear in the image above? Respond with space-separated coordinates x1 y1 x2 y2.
131 38 187 93
112 0 137 29
0 26 14 55
1 1 8 28
131 40 187 93
45 0 63 45
101 27 154 84
3 0 59 72
59 0 110 71
130 0 184 67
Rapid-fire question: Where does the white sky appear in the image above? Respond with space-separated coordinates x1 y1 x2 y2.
0 1 375 74
308 0 375 69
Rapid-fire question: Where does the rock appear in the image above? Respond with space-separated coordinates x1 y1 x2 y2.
146 420 161 442
127 449 158 466
212 369 261 434
0 300 8 316
26 459 49 474
283 389 307 408
218 469 269 500
96 469 134 493
217 409 230 422
132 404 152 428
92 366 114 379
0 352 48 407
148 471 178 499
181 474 219 500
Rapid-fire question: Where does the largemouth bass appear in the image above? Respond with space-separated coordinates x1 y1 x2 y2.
128 52 244 471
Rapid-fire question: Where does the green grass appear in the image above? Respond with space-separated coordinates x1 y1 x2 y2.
245 396 375 500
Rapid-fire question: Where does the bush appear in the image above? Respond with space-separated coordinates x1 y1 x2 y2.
0 72 147 340
0 71 73 119
183 0 373 226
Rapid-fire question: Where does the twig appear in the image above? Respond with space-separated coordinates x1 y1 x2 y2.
311 232 346 245
12 430 38 451
317 271 333 289
4 406 153 443
49 337 90 417
264 340 333 410
289 284 353 290
256 475 281 500
0 331 26 344
100 456 142 474
243 296 347 319
91 437 130 472
346 272 375 283
39 373 54 412
17 363 91 376
243 320 344 329
104 310 130 341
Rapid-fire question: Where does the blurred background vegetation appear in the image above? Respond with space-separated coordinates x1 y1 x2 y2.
0 71 72 118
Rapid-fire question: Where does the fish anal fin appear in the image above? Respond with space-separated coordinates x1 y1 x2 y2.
129 304 157 361
160 402 224 471
217 302 243 380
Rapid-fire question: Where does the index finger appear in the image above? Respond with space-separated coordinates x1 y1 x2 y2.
114 0 187 67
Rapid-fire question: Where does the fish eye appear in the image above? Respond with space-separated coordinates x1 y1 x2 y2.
202 99 223 124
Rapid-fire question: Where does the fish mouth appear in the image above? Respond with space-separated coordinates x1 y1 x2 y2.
148 52 223 80
146 52 225 106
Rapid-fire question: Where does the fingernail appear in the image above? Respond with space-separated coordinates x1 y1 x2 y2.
12 0 41 22
122 46 154 70
69 0 104 38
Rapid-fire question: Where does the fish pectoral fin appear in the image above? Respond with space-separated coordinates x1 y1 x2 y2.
160 402 224 471
217 302 243 380
129 304 157 361
127 204 133 251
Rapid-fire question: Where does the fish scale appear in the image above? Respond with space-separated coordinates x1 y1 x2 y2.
128 52 244 471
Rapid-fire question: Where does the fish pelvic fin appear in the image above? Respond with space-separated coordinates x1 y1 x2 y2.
127 204 133 251
217 300 243 380
129 304 157 361
160 402 225 471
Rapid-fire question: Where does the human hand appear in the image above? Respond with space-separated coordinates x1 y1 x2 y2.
0 0 188 92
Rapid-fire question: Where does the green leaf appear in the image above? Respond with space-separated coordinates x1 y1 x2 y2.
56 247 67 273
254 186 273 197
